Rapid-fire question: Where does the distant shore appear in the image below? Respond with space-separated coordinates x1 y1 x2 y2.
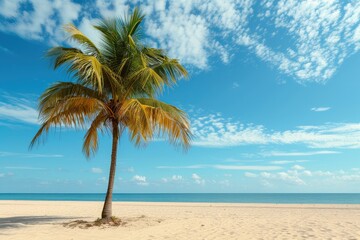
1 200 360 239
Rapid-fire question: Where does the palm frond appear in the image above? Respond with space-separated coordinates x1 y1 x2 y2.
47 47 104 92
64 23 101 57
101 65 126 98
143 47 188 85
126 64 165 97
122 48 188 99
94 19 124 71
121 7 144 48
119 98 192 149
44 96 104 121
38 82 109 116
124 7 144 37
31 96 106 148
83 110 109 158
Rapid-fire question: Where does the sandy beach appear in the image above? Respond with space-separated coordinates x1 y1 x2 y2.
0 201 360 239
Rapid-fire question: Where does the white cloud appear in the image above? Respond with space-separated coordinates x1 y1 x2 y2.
91 167 103 174
254 167 360 187
0 95 38 125
192 173 205 185
157 164 281 171
0 151 63 158
171 175 183 181
2 1 360 82
270 160 308 165
244 172 257 178
192 113 268 147
311 107 331 112
157 165 205 169
4 166 45 170
0 0 23 18
292 165 305 170
133 175 149 186
78 17 102 47
312 170 334 177
265 151 339 157
144 1 210 69
214 165 281 171
0 0 81 44
192 113 360 149
254 0 360 82
96 0 130 18
260 170 305 185
162 175 183 183
161 175 183 183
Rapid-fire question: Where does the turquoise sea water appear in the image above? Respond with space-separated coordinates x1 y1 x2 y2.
0 193 360 204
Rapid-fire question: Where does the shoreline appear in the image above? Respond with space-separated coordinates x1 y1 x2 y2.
1 192 360 204
1 201 360 239
2 199 360 206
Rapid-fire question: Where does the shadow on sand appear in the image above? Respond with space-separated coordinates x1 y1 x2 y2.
0 216 75 232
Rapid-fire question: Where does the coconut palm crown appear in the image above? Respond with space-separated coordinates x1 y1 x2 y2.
30 8 192 221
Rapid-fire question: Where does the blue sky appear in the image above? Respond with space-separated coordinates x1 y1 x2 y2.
1 0 360 193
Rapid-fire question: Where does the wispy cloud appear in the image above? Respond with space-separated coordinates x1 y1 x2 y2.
292 165 305 170
132 175 149 186
214 165 282 171
192 113 360 149
256 166 360 187
250 1 360 82
192 173 205 185
5 166 45 170
162 175 183 183
88 1 360 82
0 94 38 125
171 175 182 181
260 170 306 186
264 150 339 157
244 172 257 178
224 158 263 163
1 1 360 82
0 45 11 54
157 164 282 171
157 165 205 169
270 160 309 165
0 151 63 158
311 107 331 112
91 168 102 174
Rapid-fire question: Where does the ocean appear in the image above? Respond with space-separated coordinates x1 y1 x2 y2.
0 193 360 204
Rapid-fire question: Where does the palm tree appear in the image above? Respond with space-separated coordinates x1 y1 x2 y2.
30 8 192 221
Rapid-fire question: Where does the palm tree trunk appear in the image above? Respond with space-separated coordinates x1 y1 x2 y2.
101 120 119 220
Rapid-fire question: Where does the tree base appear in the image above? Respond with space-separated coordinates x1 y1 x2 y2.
63 216 124 229
96 216 122 226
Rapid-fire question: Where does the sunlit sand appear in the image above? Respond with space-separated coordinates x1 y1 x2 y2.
1 201 360 239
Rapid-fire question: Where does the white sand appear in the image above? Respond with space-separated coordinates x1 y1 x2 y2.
1 201 360 239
